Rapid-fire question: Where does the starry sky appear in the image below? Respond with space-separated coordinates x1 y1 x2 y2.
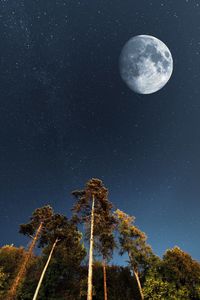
1 0 200 263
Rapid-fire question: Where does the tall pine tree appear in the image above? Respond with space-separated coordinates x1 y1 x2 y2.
115 209 153 300
72 178 114 300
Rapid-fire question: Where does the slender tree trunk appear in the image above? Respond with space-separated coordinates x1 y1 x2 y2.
7 222 43 300
33 238 59 300
103 258 108 300
133 269 144 300
87 194 95 300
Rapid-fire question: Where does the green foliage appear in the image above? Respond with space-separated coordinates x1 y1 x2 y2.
0 267 7 295
162 246 200 284
80 263 138 300
19 205 54 245
73 178 117 262
103 265 138 300
20 209 86 299
143 269 190 299
16 256 41 300
143 247 200 300
0 245 25 276
93 204 116 262
1 186 200 300
0 205 86 299
0 245 27 295
72 178 117 299
161 246 200 299
115 209 153 273
72 179 117 281
72 178 113 223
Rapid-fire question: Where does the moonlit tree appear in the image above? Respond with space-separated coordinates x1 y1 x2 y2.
7 206 53 300
115 209 152 300
72 178 114 300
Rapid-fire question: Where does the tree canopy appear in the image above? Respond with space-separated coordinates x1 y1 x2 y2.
0 179 200 299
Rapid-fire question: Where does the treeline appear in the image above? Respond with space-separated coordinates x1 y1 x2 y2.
0 178 200 300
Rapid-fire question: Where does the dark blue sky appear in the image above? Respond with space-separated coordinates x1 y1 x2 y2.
0 0 200 263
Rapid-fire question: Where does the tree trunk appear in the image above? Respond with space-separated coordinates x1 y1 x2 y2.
33 238 59 300
87 194 95 300
7 222 43 300
103 258 108 300
133 269 144 300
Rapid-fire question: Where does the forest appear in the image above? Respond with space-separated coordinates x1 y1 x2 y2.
1 178 200 300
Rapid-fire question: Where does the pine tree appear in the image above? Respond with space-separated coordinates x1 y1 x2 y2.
32 238 59 300
115 209 152 300
7 222 43 300
94 210 116 300
72 178 113 300
6 206 54 299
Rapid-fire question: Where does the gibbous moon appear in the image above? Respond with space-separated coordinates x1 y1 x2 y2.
119 35 173 94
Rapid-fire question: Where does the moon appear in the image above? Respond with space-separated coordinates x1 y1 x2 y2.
119 35 173 94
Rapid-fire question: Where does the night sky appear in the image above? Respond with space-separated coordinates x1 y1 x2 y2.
1 0 200 263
